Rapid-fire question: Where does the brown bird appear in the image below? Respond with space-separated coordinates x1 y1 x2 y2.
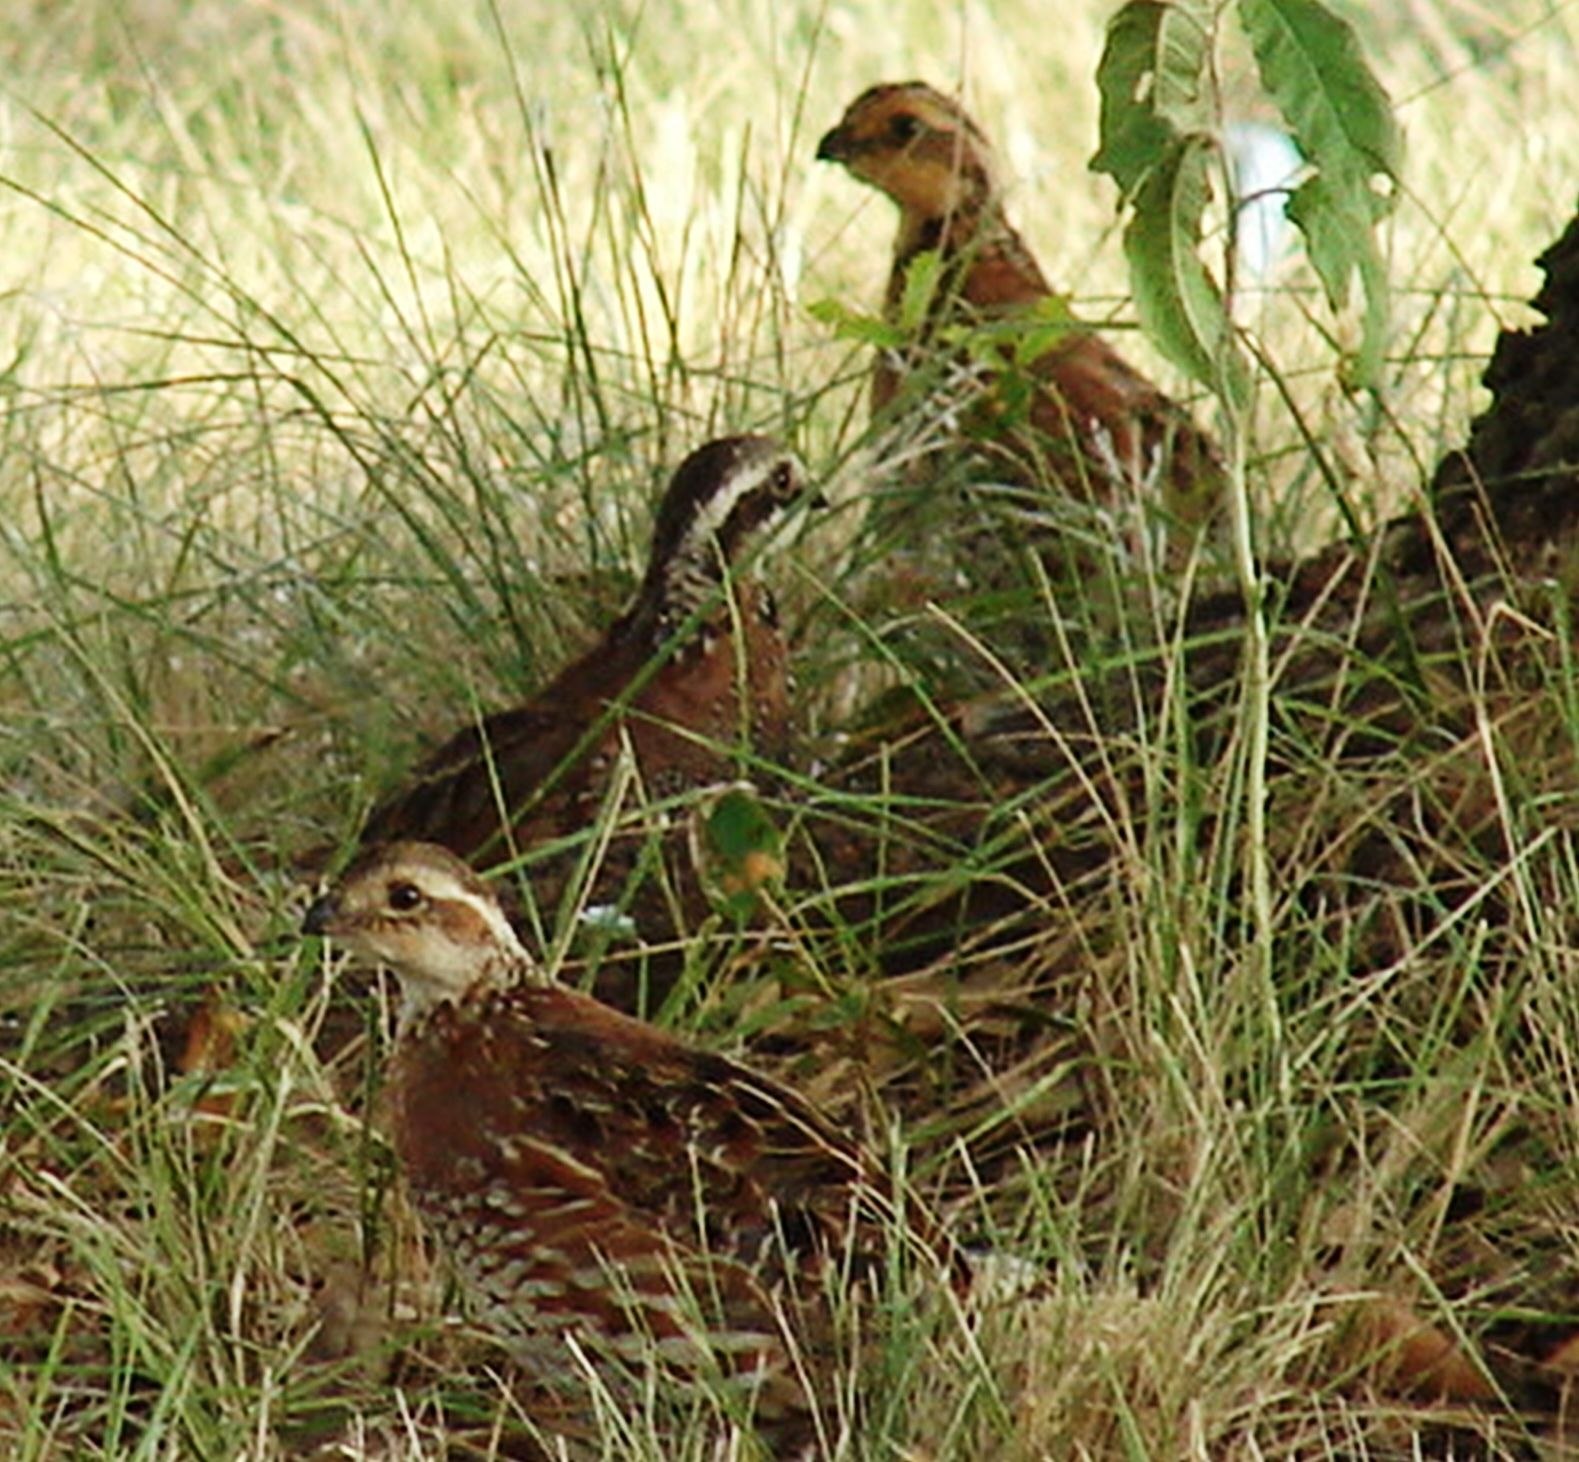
817 81 1224 544
358 435 813 938
302 839 948 1449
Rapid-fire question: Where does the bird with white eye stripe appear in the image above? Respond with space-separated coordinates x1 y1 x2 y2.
360 435 814 870
303 838 955 1452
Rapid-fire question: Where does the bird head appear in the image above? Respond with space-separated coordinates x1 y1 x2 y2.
641 434 816 620
303 841 539 1015
817 81 999 219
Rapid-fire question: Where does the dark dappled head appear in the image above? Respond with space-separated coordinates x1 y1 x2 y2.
640 434 811 621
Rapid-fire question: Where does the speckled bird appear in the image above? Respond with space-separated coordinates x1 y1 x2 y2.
303 839 950 1448
357 436 813 947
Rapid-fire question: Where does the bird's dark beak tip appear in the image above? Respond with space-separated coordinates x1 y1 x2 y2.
814 130 843 163
302 895 336 937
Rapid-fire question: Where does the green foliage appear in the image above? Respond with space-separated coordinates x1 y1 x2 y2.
1242 0 1403 387
1091 1 1215 194
695 784 784 919
0 0 1572 1456
1125 133 1253 409
1094 0 1403 398
816 246 1080 423
806 295 904 349
897 247 947 331
1093 2 1247 405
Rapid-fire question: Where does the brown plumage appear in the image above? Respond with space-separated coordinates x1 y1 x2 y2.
358 435 812 936
817 80 1223 541
302 839 949 1448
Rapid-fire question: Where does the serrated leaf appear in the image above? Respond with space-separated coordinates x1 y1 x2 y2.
1092 0 1215 198
1242 0 1400 390
1241 0 1402 187
1124 136 1250 409
806 296 905 349
1285 170 1379 310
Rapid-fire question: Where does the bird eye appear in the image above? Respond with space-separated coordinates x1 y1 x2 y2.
387 882 424 912
889 113 919 144
771 462 795 494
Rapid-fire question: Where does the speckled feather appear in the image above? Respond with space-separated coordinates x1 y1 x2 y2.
390 980 899 1356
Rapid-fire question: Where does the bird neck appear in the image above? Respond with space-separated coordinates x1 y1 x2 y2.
890 199 1022 319
632 511 774 647
395 933 544 1038
654 544 756 641
896 192 1013 266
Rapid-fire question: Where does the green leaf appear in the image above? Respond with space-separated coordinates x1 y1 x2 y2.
942 320 1009 373
897 248 945 332
806 296 905 350
1012 295 1081 368
1092 0 1215 198
942 295 1079 374
1124 136 1250 409
1241 0 1402 186
1241 0 1402 386
813 252 944 353
1286 170 1390 387
1093 3 1241 410
696 786 783 920
704 787 779 863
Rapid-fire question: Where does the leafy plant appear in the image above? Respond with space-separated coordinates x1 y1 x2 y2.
1093 0 1403 397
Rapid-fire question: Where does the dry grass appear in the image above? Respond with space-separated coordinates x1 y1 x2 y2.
2 0 1579 1457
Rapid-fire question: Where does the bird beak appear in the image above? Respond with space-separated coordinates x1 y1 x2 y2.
788 465 828 513
815 126 851 164
302 893 339 937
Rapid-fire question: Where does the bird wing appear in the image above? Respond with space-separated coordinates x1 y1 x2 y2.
360 685 611 856
491 988 910 1280
389 993 796 1364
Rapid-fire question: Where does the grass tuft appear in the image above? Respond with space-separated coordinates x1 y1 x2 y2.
2 1 1578 1456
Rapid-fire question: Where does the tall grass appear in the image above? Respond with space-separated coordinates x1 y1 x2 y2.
1 0 1577 1456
